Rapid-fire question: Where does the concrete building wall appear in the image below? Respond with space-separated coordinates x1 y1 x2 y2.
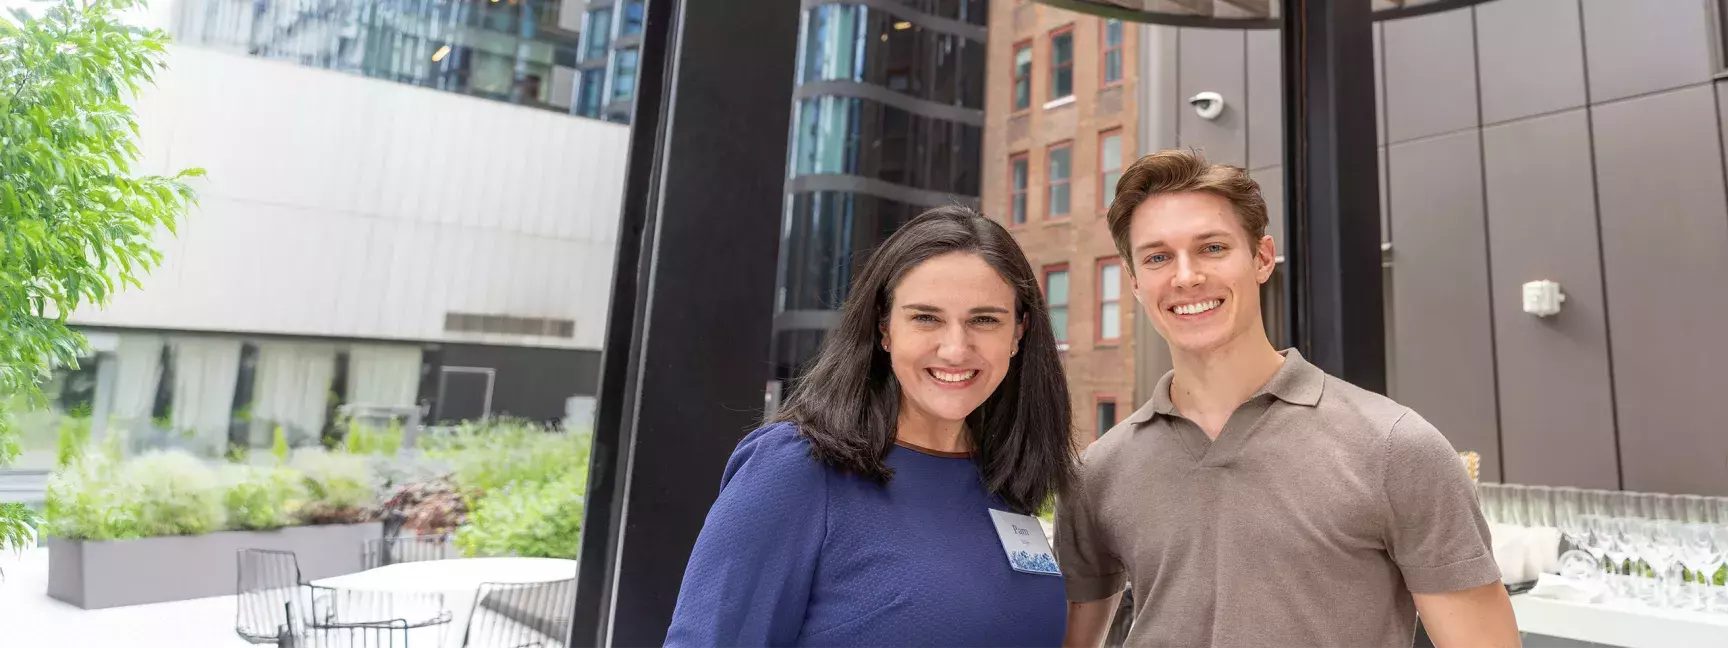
984 0 1140 448
1135 0 1728 495
68 45 631 351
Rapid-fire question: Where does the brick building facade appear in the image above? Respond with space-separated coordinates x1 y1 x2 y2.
982 0 1139 448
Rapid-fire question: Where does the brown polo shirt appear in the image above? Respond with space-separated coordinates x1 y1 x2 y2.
1055 350 1500 648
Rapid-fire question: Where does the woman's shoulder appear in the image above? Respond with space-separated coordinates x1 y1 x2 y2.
722 421 827 487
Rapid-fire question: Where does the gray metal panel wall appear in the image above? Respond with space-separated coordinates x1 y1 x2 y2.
1481 109 1619 490
1580 0 1714 103
1387 131 1502 479
1246 29 1282 171
1383 9 1480 144
1592 85 1728 496
1474 0 1588 125
1176 27 1247 166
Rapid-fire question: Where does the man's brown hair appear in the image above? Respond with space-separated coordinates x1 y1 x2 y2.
1105 150 1268 270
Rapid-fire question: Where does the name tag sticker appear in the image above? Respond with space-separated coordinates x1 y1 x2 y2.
988 509 1060 576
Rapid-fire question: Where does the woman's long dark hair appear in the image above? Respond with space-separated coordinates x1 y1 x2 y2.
774 205 1074 514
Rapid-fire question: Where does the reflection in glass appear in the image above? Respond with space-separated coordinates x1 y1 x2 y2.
1050 30 1073 100
612 48 639 102
1046 269 1069 343
1103 19 1123 85
1048 145 1071 217
1013 44 1032 110
1010 156 1028 224
584 8 614 60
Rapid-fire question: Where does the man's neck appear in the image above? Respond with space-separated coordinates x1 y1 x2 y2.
1167 332 1286 436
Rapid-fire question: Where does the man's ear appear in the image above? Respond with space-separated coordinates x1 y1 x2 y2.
1256 235 1277 284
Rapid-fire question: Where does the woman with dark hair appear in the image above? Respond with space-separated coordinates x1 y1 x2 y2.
665 205 1075 647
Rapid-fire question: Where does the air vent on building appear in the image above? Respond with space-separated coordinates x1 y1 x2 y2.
444 312 576 338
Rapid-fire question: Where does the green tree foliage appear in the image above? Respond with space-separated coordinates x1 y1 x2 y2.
1 0 202 555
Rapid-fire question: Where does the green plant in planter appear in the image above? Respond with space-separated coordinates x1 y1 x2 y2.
126 451 224 537
456 476 584 559
46 437 133 541
271 425 290 464
221 465 306 531
47 444 224 540
291 448 379 525
55 414 92 468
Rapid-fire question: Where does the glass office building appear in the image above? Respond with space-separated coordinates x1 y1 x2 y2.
771 0 988 388
170 0 597 114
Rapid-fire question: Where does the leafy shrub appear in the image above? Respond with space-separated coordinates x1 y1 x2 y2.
55 415 92 468
48 447 225 540
456 476 583 559
290 448 379 525
423 420 591 500
221 465 306 531
126 451 225 537
271 426 290 464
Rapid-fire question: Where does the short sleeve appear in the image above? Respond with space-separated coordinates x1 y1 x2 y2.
1054 450 1127 602
1381 410 1502 594
665 423 828 646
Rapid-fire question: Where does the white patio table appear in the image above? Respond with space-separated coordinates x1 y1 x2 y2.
310 557 577 648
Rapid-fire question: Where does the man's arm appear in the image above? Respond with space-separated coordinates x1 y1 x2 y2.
1414 582 1520 648
1063 593 1123 648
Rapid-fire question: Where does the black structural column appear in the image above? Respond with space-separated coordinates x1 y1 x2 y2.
1280 0 1386 393
569 0 801 645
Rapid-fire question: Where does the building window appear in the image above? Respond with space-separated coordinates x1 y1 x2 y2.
1010 154 1029 225
1047 142 1071 218
1012 41 1033 111
1044 265 1070 344
1096 397 1117 438
612 48 639 102
583 8 613 60
1100 129 1123 206
1097 258 1122 342
622 0 645 36
1102 19 1123 86
1049 28 1074 100
576 69 605 117
1717 0 1728 73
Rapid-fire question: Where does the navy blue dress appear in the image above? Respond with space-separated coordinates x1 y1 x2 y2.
665 423 1067 647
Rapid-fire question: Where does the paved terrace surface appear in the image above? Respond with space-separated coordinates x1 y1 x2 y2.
1 547 253 647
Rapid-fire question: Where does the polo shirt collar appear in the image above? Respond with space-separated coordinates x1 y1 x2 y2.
1125 349 1324 426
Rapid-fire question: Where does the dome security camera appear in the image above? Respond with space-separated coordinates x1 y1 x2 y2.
1189 91 1224 120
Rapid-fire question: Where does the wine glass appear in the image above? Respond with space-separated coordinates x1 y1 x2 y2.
1641 492 1678 522
1602 516 1637 599
1526 486 1555 528
1478 483 1505 525
1679 518 1721 611
1642 519 1684 608
1503 484 1531 528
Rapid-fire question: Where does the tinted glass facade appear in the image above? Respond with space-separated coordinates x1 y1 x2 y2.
772 0 987 384
170 0 584 113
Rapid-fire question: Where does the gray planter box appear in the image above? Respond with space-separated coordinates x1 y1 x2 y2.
47 522 382 610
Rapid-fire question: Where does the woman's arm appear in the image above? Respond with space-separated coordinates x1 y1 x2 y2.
665 423 828 647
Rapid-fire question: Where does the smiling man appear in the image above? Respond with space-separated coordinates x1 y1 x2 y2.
1055 151 1520 648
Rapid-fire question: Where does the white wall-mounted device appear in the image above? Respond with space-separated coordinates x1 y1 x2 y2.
1522 280 1566 318
1189 91 1224 120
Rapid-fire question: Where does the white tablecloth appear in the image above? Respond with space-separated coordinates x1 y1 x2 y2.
1514 594 1728 647
310 557 578 648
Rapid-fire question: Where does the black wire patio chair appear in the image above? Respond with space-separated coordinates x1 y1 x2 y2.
237 549 314 644
362 529 458 570
309 583 453 641
458 579 576 648
280 613 414 648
